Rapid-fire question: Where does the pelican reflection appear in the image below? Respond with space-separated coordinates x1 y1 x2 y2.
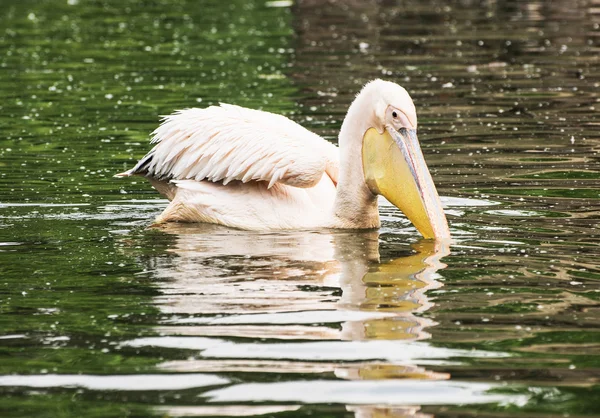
140 223 449 347
133 224 451 417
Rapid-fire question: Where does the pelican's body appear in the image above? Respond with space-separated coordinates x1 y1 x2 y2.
117 80 450 239
154 176 338 230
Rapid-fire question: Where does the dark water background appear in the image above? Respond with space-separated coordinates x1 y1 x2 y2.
1 0 599 417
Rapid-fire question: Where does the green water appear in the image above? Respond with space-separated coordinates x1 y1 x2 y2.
1 0 599 417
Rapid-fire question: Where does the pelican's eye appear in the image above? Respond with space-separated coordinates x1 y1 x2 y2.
386 106 414 130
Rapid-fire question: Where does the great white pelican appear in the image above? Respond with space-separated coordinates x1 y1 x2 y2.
116 79 450 239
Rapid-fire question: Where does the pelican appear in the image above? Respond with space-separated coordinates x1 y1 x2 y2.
116 79 450 239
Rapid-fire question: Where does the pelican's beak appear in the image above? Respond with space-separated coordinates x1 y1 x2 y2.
362 127 450 239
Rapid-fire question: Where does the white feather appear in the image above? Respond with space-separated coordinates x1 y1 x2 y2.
138 104 339 188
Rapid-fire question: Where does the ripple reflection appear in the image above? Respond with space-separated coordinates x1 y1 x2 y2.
119 224 521 414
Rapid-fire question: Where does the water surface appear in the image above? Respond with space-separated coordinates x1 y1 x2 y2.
1 0 599 417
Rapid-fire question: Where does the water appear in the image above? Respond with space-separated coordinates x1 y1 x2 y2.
1 0 599 417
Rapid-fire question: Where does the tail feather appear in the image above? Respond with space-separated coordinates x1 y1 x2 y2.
114 170 133 178
115 151 156 178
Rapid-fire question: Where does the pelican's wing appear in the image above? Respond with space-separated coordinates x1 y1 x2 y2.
117 104 339 189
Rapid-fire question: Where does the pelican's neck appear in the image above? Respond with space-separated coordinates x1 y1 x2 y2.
332 88 382 228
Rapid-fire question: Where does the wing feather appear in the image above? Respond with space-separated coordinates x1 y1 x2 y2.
119 104 339 188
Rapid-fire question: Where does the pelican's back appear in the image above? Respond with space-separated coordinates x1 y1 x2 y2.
118 104 339 190
117 104 340 229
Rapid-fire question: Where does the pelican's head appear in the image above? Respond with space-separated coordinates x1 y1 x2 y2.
359 80 450 239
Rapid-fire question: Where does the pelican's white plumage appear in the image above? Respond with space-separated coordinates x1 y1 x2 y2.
136 104 339 189
117 80 450 238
